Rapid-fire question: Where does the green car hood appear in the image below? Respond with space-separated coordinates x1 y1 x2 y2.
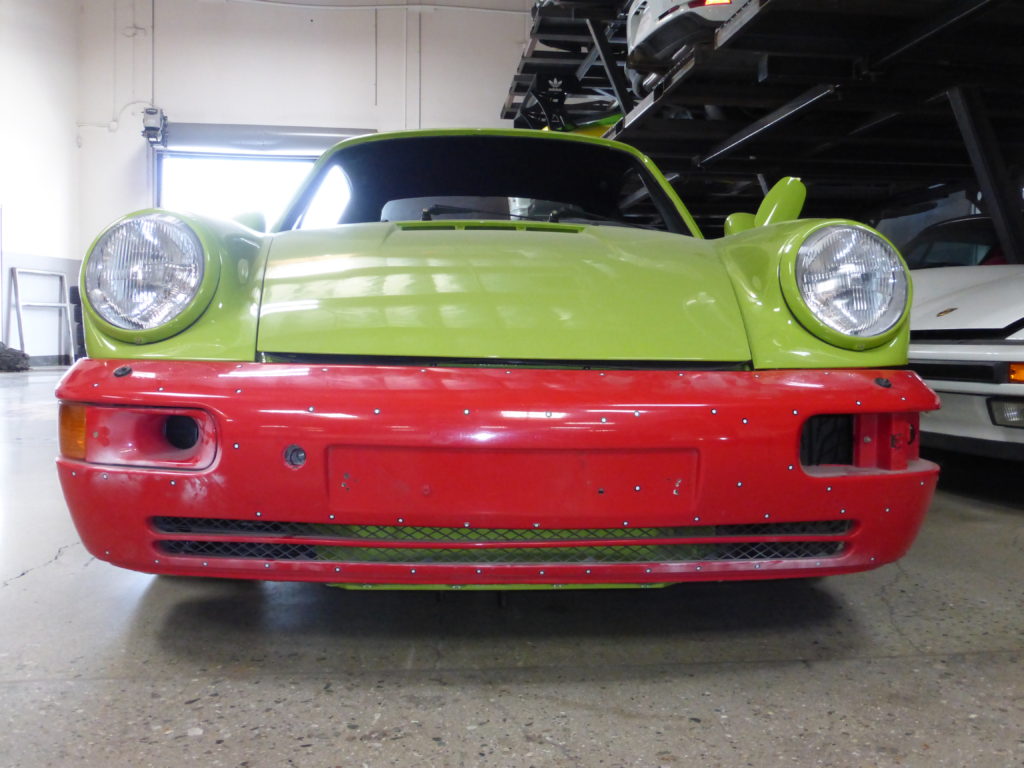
257 221 751 362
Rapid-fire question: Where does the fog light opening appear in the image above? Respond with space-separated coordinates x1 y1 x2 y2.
164 414 200 450
988 398 1024 429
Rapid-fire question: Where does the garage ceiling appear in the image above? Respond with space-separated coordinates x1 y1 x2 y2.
501 0 1024 237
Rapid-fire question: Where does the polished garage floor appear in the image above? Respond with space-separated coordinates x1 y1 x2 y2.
1 369 1021 768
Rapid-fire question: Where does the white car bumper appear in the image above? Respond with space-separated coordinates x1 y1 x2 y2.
910 343 1024 459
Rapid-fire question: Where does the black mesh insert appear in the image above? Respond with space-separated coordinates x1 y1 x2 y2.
160 541 320 560
151 517 852 541
156 539 843 564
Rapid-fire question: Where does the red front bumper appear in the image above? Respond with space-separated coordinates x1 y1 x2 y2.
56 360 939 587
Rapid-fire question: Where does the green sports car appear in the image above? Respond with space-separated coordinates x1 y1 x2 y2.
56 129 938 589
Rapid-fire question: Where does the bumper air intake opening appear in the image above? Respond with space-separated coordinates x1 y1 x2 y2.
800 414 854 466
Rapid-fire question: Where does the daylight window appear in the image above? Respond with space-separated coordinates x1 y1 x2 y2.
159 154 315 226
153 123 371 227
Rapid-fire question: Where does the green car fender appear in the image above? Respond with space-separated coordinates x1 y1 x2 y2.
715 218 910 370
81 210 271 361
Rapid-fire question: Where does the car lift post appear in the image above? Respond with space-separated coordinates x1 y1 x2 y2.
948 85 1024 264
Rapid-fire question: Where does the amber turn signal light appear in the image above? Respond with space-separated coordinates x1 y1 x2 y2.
1010 363 1024 383
59 403 87 460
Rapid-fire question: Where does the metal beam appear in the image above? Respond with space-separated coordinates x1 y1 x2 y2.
801 91 952 159
574 45 601 81
948 85 1024 264
586 19 634 114
696 84 837 167
871 0 1005 69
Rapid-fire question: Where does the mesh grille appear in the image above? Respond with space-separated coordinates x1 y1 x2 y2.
156 539 843 564
151 517 851 541
715 541 840 560
159 541 320 560
153 517 848 564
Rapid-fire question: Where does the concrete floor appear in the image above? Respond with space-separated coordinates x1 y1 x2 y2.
0 369 1021 768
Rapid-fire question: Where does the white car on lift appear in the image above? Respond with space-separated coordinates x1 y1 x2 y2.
626 0 740 71
905 216 1024 460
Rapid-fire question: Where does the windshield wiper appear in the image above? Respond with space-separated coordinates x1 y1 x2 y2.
542 207 609 224
541 208 657 230
420 204 518 221
417 203 655 230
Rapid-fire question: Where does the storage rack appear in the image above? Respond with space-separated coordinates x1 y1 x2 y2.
501 0 1024 247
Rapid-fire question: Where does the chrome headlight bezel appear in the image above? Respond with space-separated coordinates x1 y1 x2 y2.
82 212 219 344
780 223 910 350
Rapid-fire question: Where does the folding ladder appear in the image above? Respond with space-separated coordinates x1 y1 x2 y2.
4 268 75 363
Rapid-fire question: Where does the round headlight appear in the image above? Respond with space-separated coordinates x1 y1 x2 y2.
85 214 205 332
794 225 908 340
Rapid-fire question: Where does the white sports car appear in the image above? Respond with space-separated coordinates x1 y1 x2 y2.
905 216 1024 460
626 0 739 71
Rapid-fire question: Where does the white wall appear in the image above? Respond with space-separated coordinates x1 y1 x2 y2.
77 0 155 256
76 0 532 253
0 0 79 259
0 0 79 357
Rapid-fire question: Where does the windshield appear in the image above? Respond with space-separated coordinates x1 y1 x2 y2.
902 219 1002 269
282 134 686 233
